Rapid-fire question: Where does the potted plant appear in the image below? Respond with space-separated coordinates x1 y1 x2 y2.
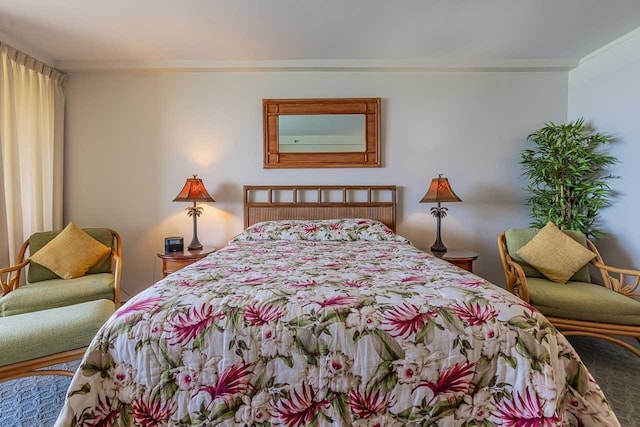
521 118 617 237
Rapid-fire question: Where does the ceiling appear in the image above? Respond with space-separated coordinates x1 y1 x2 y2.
2 0 640 68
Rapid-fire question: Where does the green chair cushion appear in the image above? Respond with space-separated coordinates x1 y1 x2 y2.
505 228 591 283
0 273 115 317
28 228 114 283
0 299 115 367
527 277 640 326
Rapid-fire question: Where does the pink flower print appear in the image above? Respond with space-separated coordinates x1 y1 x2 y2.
346 306 380 332
382 303 436 338
509 300 540 313
315 295 358 310
414 361 476 402
324 351 351 378
323 262 343 268
287 279 318 289
362 267 385 274
244 303 286 326
343 280 372 288
491 387 560 426
165 304 224 346
200 362 255 407
400 275 425 283
241 275 270 284
86 395 119 426
149 322 163 338
116 296 164 319
348 389 393 419
394 361 422 385
275 382 330 427
176 279 202 288
302 224 319 234
329 223 343 230
192 260 217 269
112 363 135 386
456 278 486 288
410 264 431 271
235 391 273 425
263 327 276 340
452 302 499 326
132 396 176 426
175 369 200 391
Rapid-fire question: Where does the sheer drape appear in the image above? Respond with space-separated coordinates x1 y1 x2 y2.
0 42 66 263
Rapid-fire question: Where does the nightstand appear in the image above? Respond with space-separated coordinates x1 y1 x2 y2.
157 246 216 278
432 249 478 273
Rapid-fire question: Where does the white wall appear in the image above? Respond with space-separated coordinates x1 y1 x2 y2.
65 70 568 297
569 31 640 270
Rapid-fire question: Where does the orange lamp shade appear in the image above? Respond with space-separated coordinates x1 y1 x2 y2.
173 175 215 203
419 175 461 204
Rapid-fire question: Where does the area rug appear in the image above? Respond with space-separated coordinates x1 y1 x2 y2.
0 361 79 427
0 340 637 426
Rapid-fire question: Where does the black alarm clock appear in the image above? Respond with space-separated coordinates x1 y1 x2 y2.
165 236 184 253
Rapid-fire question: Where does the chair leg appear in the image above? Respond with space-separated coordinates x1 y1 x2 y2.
562 331 640 358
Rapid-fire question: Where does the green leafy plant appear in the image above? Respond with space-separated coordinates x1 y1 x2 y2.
521 118 617 237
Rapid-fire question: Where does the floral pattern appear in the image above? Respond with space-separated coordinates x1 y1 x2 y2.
230 218 409 242
56 237 618 426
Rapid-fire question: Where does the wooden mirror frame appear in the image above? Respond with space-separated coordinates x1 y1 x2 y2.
263 98 381 168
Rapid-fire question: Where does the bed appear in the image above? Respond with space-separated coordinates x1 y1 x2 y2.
55 185 619 426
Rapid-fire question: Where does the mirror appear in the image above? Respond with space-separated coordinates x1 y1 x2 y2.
278 115 366 153
263 98 381 168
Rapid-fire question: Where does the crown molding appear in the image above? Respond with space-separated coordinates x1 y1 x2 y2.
55 58 578 73
578 26 640 66
570 27 640 88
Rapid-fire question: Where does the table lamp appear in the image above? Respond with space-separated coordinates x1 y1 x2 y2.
173 174 215 250
419 174 461 255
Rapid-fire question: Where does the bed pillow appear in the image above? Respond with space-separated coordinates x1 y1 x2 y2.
231 218 409 243
29 222 112 280
515 222 595 284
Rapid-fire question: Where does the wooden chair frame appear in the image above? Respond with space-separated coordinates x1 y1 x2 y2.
498 232 640 357
0 348 86 382
0 228 123 306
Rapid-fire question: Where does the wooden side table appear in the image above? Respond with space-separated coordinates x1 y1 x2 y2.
157 246 217 278
432 249 478 273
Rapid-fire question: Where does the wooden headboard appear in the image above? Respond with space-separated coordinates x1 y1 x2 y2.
244 185 397 231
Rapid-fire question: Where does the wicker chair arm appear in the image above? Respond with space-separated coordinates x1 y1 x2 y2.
0 260 30 296
111 249 123 306
497 232 530 303
591 260 640 298
505 255 530 302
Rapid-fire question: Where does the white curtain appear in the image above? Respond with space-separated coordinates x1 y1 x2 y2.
0 42 66 264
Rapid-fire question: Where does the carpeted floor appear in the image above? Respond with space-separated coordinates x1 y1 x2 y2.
0 339 638 426
0 361 79 427
567 336 640 427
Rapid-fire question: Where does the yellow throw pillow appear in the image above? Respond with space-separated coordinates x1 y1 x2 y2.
29 222 112 279
515 222 595 284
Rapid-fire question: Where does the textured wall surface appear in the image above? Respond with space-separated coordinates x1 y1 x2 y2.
65 70 567 296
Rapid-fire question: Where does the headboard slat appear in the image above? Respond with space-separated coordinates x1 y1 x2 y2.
244 185 397 231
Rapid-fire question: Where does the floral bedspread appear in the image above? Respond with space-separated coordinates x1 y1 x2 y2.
55 227 618 426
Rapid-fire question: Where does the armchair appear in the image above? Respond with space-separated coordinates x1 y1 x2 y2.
0 228 122 316
498 228 640 357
